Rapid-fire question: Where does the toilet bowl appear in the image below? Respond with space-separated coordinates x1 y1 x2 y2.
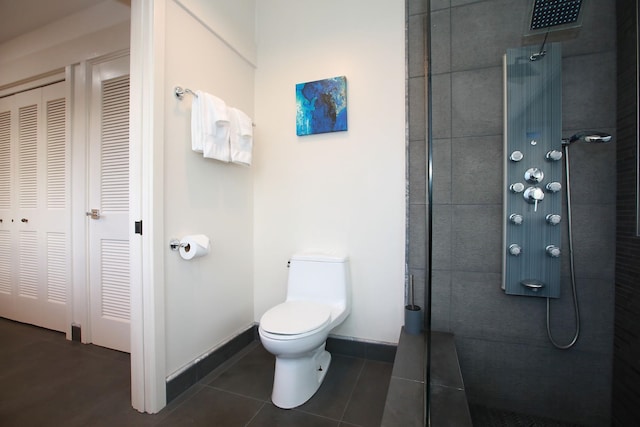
258 252 351 409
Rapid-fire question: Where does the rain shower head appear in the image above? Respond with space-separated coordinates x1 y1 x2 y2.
524 0 586 43
529 0 583 31
562 131 612 146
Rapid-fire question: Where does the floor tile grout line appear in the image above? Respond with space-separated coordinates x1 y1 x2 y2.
290 407 344 424
206 382 348 426
196 341 262 386
391 375 425 384
338 357 366 423
204 383 271 404
160 383 209 418
431 382 464 391
243 401 267 427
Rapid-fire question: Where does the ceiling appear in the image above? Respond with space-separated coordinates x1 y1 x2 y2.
0 0 106 44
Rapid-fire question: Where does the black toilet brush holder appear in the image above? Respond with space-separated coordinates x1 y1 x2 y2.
404 275 422 335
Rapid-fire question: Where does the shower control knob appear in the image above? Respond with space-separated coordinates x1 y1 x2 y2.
524 167 544 183
510 182 525 193
509 214 524 225
545 214 561 225
524 186 544 201
545 150 563 161
546 245 561 258
508 244 522 256
546 182 562 193
509 151 524 162
523 186 544 211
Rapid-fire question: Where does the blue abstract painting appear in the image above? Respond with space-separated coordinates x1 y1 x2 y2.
296 76 347 136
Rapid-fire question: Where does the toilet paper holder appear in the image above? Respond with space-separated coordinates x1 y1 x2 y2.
169 235 211 260
169 239 189 251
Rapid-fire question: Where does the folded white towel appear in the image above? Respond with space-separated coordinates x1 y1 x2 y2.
201 93 231 162
190 91 204 153
229 107 254 166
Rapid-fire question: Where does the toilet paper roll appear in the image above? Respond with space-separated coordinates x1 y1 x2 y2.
179 234 210 260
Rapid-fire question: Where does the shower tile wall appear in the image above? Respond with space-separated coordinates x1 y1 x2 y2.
612 0 640 424
406 0 616 425
407 0 428 320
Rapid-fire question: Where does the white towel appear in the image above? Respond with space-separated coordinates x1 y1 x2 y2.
201 93 231 162
190 90 204 153
229 107 254 166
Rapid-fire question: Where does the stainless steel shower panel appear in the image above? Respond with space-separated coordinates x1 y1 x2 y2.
502 43 562 298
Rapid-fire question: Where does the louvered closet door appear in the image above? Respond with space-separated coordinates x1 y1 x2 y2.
0 82 69 332
0 95 15 320
88 55 131 352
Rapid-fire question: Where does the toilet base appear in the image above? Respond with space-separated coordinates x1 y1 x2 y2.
271 343 332 409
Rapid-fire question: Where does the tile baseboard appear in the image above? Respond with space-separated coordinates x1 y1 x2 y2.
166 325 257 403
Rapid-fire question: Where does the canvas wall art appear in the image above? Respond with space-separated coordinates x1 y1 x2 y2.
296 76 347 136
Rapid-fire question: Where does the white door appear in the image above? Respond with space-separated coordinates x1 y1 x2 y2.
88 55 131 352
0 82 69 332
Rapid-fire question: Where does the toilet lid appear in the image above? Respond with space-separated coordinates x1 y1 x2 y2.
261 301 331 335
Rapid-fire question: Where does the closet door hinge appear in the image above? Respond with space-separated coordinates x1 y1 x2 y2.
134 221 143 235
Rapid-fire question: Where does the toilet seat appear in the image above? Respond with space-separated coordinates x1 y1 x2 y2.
260 301 331 335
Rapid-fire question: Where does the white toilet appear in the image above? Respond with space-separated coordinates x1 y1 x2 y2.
258 252 351 409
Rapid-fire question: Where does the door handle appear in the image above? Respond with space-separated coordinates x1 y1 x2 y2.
86 209 101 220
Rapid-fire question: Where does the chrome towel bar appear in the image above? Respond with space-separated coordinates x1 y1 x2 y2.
174 86 197 100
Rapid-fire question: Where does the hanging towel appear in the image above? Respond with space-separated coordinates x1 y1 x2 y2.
190 90 204 153
201 92 231 162
229 107 254 166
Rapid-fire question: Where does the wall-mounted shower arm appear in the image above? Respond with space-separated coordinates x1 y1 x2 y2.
529 30 550 61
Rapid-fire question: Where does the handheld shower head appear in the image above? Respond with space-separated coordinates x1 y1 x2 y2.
561 131 612 146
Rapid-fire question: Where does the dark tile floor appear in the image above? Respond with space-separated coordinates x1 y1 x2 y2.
469 404 587 427
0 318 392 427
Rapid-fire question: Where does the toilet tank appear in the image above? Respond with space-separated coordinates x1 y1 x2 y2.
286 252 350 307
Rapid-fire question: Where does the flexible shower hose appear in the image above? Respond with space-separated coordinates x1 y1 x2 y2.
546 144 580 349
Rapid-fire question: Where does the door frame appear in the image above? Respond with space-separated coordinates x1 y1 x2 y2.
129 0 167 413
70 48 159 412
71 0 168 412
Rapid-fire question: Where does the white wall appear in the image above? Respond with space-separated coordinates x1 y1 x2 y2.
253 1 406 344
173 0 256 66
162 0 256 376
